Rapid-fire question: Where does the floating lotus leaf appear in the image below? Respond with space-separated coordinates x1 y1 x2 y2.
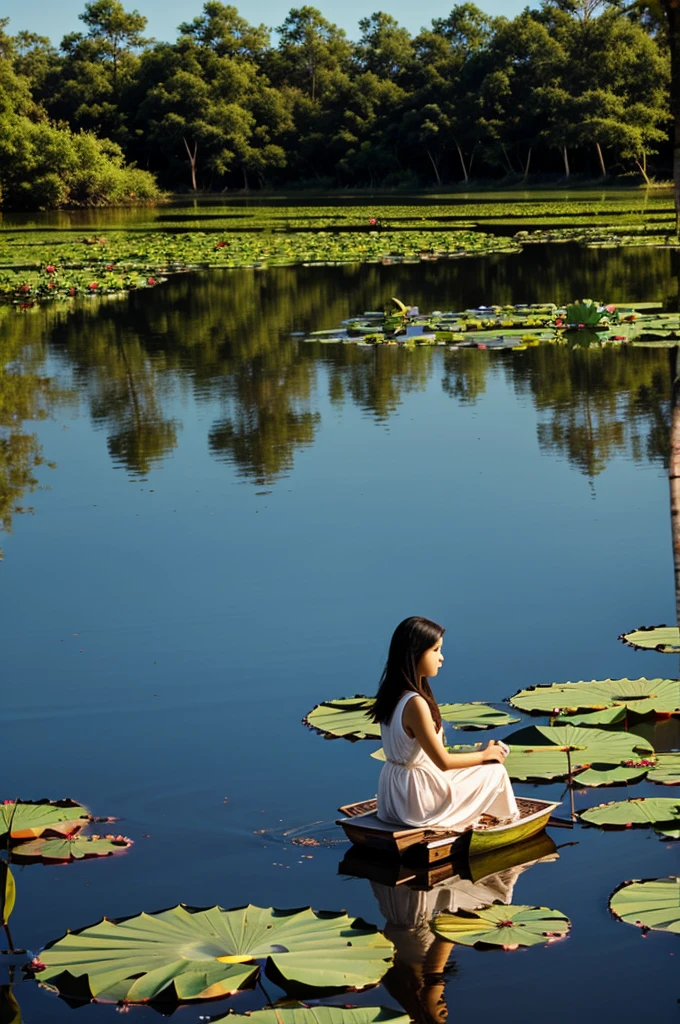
579 797 680 828
0 800 89 840
304 698 380 741
619 627 680 654
574 766 648 787
372 743 480 762
36 904 394 1003
655 828 680 840
12 835 132 862
430 904 570 948
646 754 680 786
554 706 627 727
305 698 516 741
504 724 652 781
609 877 680 932
438 703 519 730
212 1007 410 1024
510 678 680 716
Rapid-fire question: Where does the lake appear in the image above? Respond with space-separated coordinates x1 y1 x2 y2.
1 219 680 1023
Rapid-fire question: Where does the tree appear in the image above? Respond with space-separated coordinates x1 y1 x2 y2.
273 7 351 102
354 12 412 81
178 2 270 61
78 0 149 92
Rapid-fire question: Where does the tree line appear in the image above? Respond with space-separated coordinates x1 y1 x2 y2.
0 0 677 206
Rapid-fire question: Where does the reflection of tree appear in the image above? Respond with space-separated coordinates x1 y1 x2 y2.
321 344 434 421
442 348 491 405
0 306 71 554
49 306 179 477
508 343 670 478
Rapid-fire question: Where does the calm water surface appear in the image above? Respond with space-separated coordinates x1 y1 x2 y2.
2 242 680 1023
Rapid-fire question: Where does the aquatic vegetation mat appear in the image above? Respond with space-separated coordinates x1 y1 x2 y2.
503 724 653 782
609 878 680 933
509 678 680 717
33 904 394 1003
578 797 680 828
304 697 517 741
430 904 570 948
619 627 680 653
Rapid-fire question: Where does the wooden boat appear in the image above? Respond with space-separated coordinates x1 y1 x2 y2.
336 796 560 866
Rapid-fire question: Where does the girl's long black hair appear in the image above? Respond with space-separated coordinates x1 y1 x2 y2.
371 616 445 729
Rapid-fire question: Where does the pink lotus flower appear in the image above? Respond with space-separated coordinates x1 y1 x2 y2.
45 264 56 274
147 277 156 286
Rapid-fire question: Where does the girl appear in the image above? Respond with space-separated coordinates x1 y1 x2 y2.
372 616 518 830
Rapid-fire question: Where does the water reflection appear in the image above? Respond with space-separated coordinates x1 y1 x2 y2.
0 249 677 528
340 834 558 1024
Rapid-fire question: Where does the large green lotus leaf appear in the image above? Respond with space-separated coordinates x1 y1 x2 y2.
610 878 680 932
510 678 680 716
438 703 519 730
212 1008 410 1024
554 706 627 727
579 797 680 828
12 835 132 862
430 904 570 948
37 904 394 1003
0 801 89 840
619 627 680 654
655 828 680 840
371 743 480 762
304 698 380 741
504 724 652 782
574 766 648 787
646 754 680 786
305 697 516 741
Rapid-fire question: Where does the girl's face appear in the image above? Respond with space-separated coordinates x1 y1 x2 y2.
418 637 444 679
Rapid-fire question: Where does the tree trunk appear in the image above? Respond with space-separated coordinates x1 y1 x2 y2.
663 1 680 233
500 143 515 174
183 137 198 191
595 141 607 178
635 154 651 186
669 347 680 628
242 166 249 190
426 148 442 186
562 146 570 179
455 141 469 182
523 147 532 182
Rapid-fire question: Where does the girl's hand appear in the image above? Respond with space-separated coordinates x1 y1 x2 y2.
483 740 509 763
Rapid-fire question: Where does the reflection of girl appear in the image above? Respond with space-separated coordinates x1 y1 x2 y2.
372 617 518 830
375 867 527 1024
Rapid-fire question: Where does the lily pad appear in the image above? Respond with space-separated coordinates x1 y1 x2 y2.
574 765 648 787
579 797 680 828
554 706 627 727
35 904 394 1003
304 697 517 741
212 1008 410 1024
510 678 680 716
646 754 680 786
504 724 653 782
0 800 89 840
11 835 132 862
430 904 570 948
0 862 15 926
619 627 680 654
609 877 680 933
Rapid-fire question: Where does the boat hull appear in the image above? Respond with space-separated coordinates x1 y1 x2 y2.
337 796 560 866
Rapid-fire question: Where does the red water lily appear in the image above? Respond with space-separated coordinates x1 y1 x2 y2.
106 264 114 271
45 264 56 274
68 286 77 296
147 277 156 286
215 241 227 248
89 282 99 290
19 284 31 293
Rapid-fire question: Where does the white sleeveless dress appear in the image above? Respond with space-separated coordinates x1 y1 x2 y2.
377 691 518 830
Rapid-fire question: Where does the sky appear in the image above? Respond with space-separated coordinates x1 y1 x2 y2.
4 0 529 46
